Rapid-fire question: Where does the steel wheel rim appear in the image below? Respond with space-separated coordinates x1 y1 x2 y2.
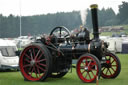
77 56 99 83
101 53 118 78
20 45 47 81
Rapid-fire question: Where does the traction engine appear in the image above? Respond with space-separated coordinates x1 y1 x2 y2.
19 4 121 83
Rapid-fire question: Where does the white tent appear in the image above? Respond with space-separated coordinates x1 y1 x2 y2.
112 37 122 53
101 37 122 53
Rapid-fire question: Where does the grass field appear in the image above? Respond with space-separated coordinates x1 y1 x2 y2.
97 25 128 36
0 54 128 85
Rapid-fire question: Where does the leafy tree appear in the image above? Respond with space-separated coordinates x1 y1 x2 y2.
117 1 128 24
86 8 116 28
0 5 125 38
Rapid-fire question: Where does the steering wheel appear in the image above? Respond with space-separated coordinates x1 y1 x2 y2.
50 26 70 38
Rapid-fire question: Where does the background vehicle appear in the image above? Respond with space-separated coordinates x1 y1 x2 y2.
0 39 19 70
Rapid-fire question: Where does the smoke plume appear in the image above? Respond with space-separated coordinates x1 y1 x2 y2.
80 9 88 26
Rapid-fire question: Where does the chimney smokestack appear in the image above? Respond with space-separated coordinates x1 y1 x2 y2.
90 4 99 40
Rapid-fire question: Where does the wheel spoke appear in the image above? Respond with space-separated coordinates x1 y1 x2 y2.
30 66 34 77
38 63 46 67
111 67 116 72
37 59 46 63
87 60 91 67
24 59 30 63
37 52 43 60
111 59 115 64
102 67 106 72
108 68 112 75
30 50 34 60
82 70 86 74
109 56 111 61
84 72 88 78
35 50 40 60
37 64 46 72
85 59 88 66
82 61 85 67
33 65 38 78
23 64 31 68
24 53 31 59
28 66 32 73
106 68 109 75
91 71 95 76
36 65 41 77
33 47 35 59
88 72 91 79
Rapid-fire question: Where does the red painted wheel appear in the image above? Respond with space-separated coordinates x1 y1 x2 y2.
76 54 101 83
101 52 121 78
19 43 52 81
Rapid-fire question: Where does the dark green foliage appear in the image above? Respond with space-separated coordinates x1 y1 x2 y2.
117 1 128 24
0 14 20 38
0 11 82 38
0 1 128 38
86 8 116 28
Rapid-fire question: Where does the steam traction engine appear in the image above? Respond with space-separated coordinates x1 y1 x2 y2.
19 4 121 83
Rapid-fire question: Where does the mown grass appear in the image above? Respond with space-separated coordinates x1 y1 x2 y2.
100 32 113 36
0 54 128 85
123 25 128 34
98 25 128 36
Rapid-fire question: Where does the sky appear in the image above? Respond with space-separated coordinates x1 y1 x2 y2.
0 0 128 16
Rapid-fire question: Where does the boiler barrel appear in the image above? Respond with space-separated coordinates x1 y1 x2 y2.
59 44 89 59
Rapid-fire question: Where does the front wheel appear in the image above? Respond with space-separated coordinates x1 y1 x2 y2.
101 52 121 79
76 53 101 83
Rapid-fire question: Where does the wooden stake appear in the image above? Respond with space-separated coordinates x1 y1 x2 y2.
96 76 99 85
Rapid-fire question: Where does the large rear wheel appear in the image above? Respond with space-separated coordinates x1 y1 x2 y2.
19 43 52 81
76 53 101 83
101 52 121 79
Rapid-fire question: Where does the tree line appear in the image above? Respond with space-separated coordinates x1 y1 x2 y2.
0 1 128 38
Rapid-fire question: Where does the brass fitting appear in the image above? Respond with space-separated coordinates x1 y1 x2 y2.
90 4 98 9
